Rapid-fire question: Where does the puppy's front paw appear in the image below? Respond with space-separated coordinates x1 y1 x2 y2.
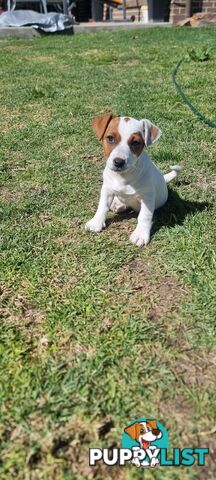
85 217 105 233
150 457 159 468
130 226 150 247
131 458 141 468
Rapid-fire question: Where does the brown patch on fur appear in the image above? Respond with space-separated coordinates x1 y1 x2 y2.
124 117 130 122
102 117 121 158
124 420 160 443
124 422 140 441
128 132 145 157
92 113 115 141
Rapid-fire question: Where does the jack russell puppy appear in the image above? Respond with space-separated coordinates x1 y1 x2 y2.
85 113 181 246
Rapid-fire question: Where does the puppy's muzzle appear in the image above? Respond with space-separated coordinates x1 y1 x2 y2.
113 157 125 169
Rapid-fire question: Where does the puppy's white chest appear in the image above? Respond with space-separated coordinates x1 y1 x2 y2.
104 168 143 211
114 184 137 196
115 189 141 212
104 168 142 196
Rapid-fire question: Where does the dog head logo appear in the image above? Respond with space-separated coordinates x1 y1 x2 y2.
122 418 168 468
124 419 162 449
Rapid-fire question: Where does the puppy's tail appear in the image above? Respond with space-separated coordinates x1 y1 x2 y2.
164 165 182 183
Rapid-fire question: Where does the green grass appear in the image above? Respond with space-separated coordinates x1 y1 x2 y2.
0 27 216 480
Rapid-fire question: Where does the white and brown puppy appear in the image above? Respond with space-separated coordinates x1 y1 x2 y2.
85 113 181 246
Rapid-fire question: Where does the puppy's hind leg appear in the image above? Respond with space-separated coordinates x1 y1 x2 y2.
110 196 127 213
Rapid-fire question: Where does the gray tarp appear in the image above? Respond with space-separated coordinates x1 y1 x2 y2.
0 10 73 33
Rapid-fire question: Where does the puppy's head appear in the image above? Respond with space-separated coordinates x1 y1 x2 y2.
92 113 161 173
124 420 162 447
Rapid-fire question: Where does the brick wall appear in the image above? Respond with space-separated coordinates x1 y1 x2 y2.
170 0 216 24
105 0 147 22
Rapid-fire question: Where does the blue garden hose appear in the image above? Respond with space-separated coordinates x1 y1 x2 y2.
172 54 216 129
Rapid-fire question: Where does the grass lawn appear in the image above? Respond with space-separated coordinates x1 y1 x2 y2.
0 26 216 480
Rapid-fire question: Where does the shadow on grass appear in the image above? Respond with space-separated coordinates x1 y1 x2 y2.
107 189 210 236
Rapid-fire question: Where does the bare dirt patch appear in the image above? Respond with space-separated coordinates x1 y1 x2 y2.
0 287 46 349
175 349 216 388
1 415 124 480
182 172 216 191
0 186 23 202
56 331 95 361
82 152 103 165
157 346 216 477
159 395 216 479
158 397 194 445
125 59 140 65
195 175 216 191
116 257 187 320
44 417 124 480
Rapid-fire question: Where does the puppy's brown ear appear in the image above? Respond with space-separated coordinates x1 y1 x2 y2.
146 420 157 430
124 422 138 440
141 119 161 146
92 113 114 141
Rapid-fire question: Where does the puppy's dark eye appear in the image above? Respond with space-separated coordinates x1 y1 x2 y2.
131 140 140 147
106 135 115 144
140 429 144 433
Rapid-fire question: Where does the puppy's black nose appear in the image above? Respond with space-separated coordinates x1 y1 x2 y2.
114 157 125 168
152 429 160 436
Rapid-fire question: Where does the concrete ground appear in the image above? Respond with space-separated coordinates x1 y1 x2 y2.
74 21 170 33
0 21 170 39
0 26 40 38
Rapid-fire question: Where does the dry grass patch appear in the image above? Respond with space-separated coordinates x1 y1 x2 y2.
25 104 52 124
0 186 23 202
1 415 124 480
53 328 95 361
175 349 216 388
1 45 32 52
82 49 101 57
0 286 46 348
55 218 83 246
25 55 56 64
116 257 187 321
82 152 103 165
195 175 216 191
